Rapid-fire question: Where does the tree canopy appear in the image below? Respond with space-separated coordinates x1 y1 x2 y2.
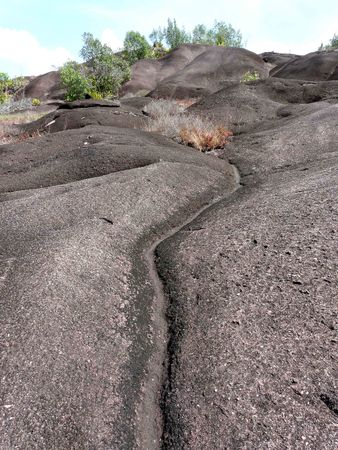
123 31 151 64
149 18 244 50
60 32 130 100
319 33 338 51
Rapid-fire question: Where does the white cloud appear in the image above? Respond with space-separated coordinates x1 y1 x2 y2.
0 28 74 76
101 28 124 51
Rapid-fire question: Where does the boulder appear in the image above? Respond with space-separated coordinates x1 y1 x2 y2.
148 47 268 99
120 44 211 97
121 45 268 99
22 101 147 134
188 77 338 132
271 50 338 81
260 51 299 69
15 70 65 101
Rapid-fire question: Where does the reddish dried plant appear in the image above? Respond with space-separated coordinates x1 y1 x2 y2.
179 126 233 151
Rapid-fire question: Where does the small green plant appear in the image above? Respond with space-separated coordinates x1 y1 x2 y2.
87 90 103 100
241 70 260 83
0 92 10 104
31 98 41 107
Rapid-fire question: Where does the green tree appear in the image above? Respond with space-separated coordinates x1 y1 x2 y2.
211 21 243 47
192 24 210 44
80 32 130 97
60 61 90 101
331 34 338 48
123 31 151 64
164 18 191 49
149 27 165 46
161 19 243 49
319 33 338 51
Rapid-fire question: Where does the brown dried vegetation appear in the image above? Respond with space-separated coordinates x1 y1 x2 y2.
144 98 232 151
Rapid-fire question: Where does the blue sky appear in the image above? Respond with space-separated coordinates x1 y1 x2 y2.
1 0 338 76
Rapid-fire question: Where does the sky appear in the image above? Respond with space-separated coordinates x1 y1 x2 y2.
0 0 338 77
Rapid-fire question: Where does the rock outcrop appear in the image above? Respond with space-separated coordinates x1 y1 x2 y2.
271 50 338 80
15 70 65 101
122 45 269 99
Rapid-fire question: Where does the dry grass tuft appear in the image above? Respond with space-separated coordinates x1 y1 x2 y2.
144 98 232 151
0 111 44 145
144 98 186 118
180 125 233 152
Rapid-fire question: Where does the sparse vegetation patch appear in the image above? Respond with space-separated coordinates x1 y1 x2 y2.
0 111 46 145
144 99 232 151
241 70 260 83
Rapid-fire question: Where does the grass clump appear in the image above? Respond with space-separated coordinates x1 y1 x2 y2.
31 98 41 107
144 98 232 151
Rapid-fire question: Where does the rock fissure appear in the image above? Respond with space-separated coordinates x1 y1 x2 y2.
137 164 241 449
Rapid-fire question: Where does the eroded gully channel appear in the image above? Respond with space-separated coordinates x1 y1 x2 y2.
135 164 241 449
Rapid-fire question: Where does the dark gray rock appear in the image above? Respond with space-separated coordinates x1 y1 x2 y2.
260 51 300 68
188 78 338 133
59 99 121 109
121 45 268 99
148 47 268 99
271 50 338 81
21 104 147 134
0 124 237 449
120 44 211 97
15 70 65 101
156 89 338 449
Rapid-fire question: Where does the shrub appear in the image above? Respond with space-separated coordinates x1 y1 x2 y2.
87 90 103 100
148 44 168 59
0 92 10 104
241 70 260 83
144 99 232 151
31 98 41 106
80 32 131 98
60 61 90 101
60 33 132 101
0 72 10 104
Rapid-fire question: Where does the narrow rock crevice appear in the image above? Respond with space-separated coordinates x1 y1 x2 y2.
320 393 338 416
136 164 241 449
